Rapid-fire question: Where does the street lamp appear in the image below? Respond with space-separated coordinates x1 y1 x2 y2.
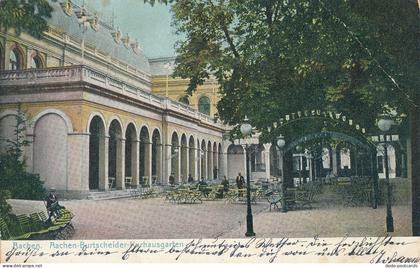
240 116 255 237
378 116 394 232
276 135 287 212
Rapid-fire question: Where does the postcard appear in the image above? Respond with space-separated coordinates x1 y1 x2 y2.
0 0 419 266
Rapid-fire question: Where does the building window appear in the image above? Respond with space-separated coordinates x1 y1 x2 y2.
31 55 43 69
178 95 189 105
198 96 210 115
9 48 21 70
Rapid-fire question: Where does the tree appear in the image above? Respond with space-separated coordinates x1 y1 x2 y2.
160 0 419 141
0 0 55 38
0 106 46 201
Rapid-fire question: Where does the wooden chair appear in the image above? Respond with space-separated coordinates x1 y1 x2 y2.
0 217 11 240
37 211 48 222
29 213 43 232
17 214 32 234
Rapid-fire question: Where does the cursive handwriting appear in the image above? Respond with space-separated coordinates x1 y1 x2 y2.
3 235 419 263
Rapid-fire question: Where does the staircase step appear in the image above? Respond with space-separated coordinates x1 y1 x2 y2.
87 190 133 200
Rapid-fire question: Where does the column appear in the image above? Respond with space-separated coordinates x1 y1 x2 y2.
146 142 152 186
132 140 140 187
156 143 162 184
99 135 109 191
332 147 338 176
67 133 90 193
264 143 271 180
115 138 125 190
177 146 181 183
165 144 171 184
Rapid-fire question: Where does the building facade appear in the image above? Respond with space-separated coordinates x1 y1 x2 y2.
0 1 232 198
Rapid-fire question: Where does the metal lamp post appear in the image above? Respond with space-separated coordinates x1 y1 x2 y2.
276 135 287 212
378 116 394 232
240 116 255 237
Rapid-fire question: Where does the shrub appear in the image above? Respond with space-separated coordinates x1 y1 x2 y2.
0 106 46 201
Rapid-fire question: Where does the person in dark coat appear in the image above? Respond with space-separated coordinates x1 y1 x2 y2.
169 173 175 185
187 173 194 183
45 190 63 221
236 172 245 197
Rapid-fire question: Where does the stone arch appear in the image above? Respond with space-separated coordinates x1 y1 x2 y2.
29 50 45 69
139 125 151 186
30 109 73 135
86 111 107 134
170 131 180 183
108 118 123 189
33 113 68 190
9 43 25 70
107 116 124 138
88 115 106 190
125 120 139 137
207 140 212 180
125 122 138 187
0 110 26 153
227 144 245 179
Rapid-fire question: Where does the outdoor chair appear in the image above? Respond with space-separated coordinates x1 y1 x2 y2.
37 211 48 222
17 214 32 234
266 191 282 211
108 177 115 189
293 189 315 210
129 186 141 198
125 177 132 189
29 213 44 232
189 190 203 203
0 217 11 240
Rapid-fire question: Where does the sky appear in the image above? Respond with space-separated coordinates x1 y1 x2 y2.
82 0 179 58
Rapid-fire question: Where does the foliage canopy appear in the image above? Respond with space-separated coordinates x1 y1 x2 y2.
156 0 420 141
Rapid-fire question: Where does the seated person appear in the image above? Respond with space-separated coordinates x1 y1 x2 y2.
187 173 194 183
197 177 209 197
169 173 175 186
217 176 229 198
45 190 64 222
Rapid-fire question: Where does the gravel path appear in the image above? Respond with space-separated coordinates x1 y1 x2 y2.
8 198 412 239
